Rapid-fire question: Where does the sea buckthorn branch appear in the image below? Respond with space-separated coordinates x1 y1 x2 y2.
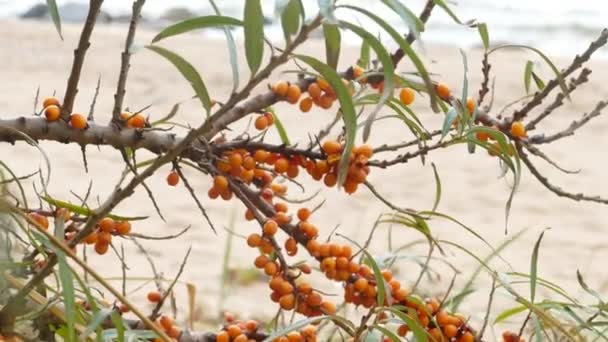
477 53 491 107
522 143 580 175
525 68 592 131
213 140 326 161
391 0 436 66
61 0 105 119
111 0 146 123
509 28 608 124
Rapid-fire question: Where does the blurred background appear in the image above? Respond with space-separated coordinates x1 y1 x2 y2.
1 0 607 58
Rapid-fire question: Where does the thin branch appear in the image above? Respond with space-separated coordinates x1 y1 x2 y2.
173 163 217 233
391 0 436 65
88 75 102 121
476 277 497 341
61 0 105 119
112 0 146 122
523 143 580 174
128 225 191 240
150 246 192 320
520 149 608 205
477 53 491 106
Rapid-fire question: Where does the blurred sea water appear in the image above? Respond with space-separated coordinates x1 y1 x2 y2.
0 0 607 58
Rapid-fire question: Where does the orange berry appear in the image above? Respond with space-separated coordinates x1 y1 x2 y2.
285 237 298 256
299 97 313 113
263 220 279 236
397 324 409 337
274 158 289 173
317 78 331 92
286 84 302 104
253 150 269 163
510 121 527 138
254 115 269 130
233 334 247 342
98 231 112 245
254 255 269 268
476 130 490 142
381 269 393 282
323 173 337 187
227 324 242 338
43 96 60 108
466 97 476 114
69 113 87 129
213 175 229 191
459 332 475 342
308 82 322 99
115 221 131 235
443 324 458 339
264 261 279 276
354 278 369 292
343 179 358 194
274 212 291 225
147 290 162 303
127 113 146 128
99 217 115 233
436 82 451 100
297 208 311 221
320 301 336 314
352 65 364 79
168 326 181 338
159 315 173 331
94 241 109 255
319 94 334 109
355 144 373 158
399 87 415 105
273 80 289 97
228 153 243 168
167 170 180 186
264 112 275 125
306 292 323 307
274 202 288 213
322 140 342 155
247 233 262 247
84 231 98 244
216 331 230 342
245 320 259 332
28 213 49 229
44 105 61 122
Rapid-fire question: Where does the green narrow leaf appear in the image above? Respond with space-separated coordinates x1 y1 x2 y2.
430 163 441 213
55 216 76 342
477 23 489 50
380 0 424 37
151 15 242 43
357 39 371 69
294 55 357 186
341 6 439 114
46 0 63 40
441 107 457 137
81 309 113 338
489 45 570 99
263 317 328 341
362 251 386 307
531 71 545 90
576 270 604 302
244 0 265 76
524 60 534 94
494 305 528 323
318 0 338 24
110 311 126 342
146 45 212 114
209 1 241 93
338 20 394 142
433 0 463 24
322 24 341 70
280 0 302 43
530 229 547 303
265 107 291 145
380 307 429 342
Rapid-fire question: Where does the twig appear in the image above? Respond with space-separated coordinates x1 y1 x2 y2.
519 149 608 205
476 277 497 341
173 162 217 233
523 143 580 174
131 237 163 290
526 68 591 131
112 0 146 122
61 0 105 119
531 100 608 145
88 75 102 121
372 130 442 153
391 0 436 65
477 53 491 106
128 225 191 240
511 29 608 122
150 246 192 320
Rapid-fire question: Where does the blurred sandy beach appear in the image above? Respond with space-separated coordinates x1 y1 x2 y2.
1 17 608 335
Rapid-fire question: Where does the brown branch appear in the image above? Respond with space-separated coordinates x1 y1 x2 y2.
519 149 608 205
526 68 592 131
477 53 491 106
61 0 105 119
372 129 442 153
531 100 608 145
391 0 436 65
367 139 452 168
112 0 146 122
510 29 608 123
213 139 325 161
523 143 580 174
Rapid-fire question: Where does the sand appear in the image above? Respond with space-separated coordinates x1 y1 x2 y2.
1 19 608 334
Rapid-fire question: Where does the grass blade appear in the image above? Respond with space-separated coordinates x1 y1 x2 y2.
530 229 548 303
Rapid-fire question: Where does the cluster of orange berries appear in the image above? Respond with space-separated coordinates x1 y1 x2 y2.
40 96 147 130
152 315 182 340
272 77 345 113
82 217 132 255
312 140 372 194
41 96 88 129
254 111 275 131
